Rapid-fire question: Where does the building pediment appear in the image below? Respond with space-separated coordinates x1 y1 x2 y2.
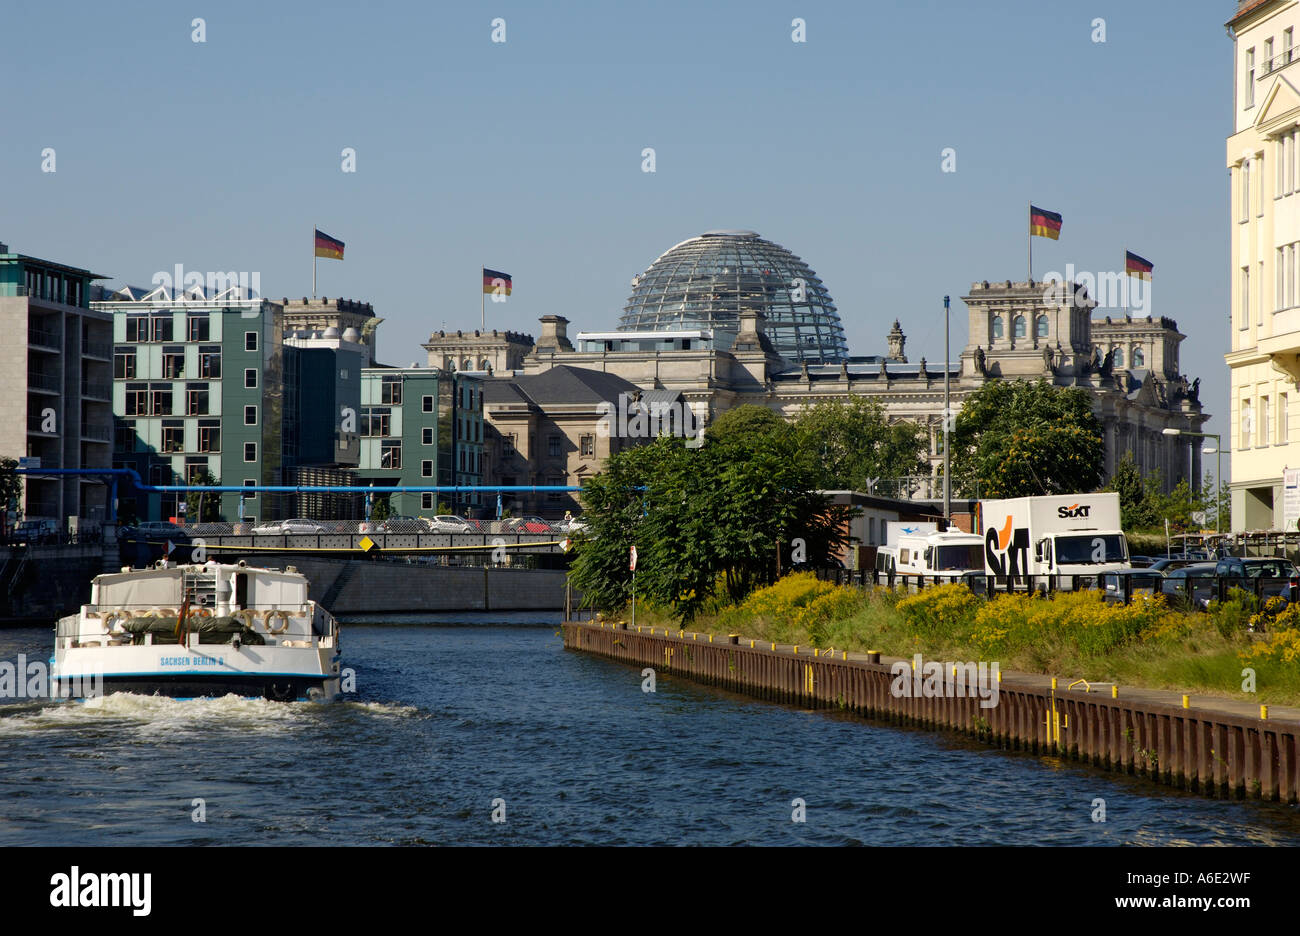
1256 73 1300 130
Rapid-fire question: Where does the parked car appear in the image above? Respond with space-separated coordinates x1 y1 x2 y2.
500 516 553 534
122 521 191 542
11 518 58 545
1099 569 1165 605
1149 557 1205 574
557 516 589 534
1159 563 1220 610
1213 556 1300 602
959 569 988 594
424 515 474 533
253 518 330 535
1127 555 1157 569
377 515 433 534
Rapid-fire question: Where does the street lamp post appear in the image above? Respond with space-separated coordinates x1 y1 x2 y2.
1162 428 1223 534
943 295 951 526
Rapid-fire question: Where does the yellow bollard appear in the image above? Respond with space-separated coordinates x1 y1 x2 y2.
997 670 1002 683
708 634 713 643
1051 677 1057 690
1262 705 1269 720
793 645 799 655
1112 685 1118 698
771 642 776 651
750 640 755 649
842 651 847 661
1182 695 1189 709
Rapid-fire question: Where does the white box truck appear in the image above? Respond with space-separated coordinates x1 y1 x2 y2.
896 529 986 581
977 493 1129 588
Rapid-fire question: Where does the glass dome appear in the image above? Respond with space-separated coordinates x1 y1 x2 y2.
618 230 848 363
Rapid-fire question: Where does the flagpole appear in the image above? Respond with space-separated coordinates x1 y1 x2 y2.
481 265 486 330
1028 202 1032 282
1123 248 1128 317
312 226 317 299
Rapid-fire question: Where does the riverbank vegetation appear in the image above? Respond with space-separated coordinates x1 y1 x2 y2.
620 574 1300 707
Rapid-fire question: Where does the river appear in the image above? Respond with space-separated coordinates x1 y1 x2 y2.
2 615 1299 846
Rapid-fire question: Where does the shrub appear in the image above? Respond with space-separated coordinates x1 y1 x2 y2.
895 585 979 638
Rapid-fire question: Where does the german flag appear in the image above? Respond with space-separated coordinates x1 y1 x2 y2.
1125 250 1153 280
314 229 345 261
1029 205 1063 240
483 268 512 296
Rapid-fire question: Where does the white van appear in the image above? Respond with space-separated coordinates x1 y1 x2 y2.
896 530 986 581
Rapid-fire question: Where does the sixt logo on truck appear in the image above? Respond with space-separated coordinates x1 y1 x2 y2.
1057 503 1091 519
985 515 1029 582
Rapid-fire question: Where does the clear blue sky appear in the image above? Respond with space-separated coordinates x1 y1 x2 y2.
0 0 1231 444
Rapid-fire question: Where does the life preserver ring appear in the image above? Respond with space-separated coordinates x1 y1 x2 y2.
190 607 212 619
266 610 291 635
153 608 177 620
232 609 258 629
104 609 134 631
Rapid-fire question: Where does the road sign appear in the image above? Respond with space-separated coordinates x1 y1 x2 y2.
629 545 637 571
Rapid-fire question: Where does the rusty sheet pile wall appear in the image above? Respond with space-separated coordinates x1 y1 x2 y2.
564 620 1300 802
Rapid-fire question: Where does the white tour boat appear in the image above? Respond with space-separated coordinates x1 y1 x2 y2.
52 560 342 701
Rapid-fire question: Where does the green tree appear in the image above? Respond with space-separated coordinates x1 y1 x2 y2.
949 379 1103 498
184 470 222 523
705 404 794 447
369 493 392 523
570 426 850 622
1105 454 1157 530
0 456 20 518
794 397 928 489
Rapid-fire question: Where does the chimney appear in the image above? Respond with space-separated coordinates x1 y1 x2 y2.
536 315 573 353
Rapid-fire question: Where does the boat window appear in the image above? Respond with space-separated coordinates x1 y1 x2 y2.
234 573 248 610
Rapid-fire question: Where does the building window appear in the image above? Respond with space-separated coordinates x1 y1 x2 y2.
991 315 1003 339
1282 394 1290 443
1278 247 1286 311
1242 400 1254 449
150 386 173 416
548 435 562 458
151 315 173 342
1131 347 1144 368
244 368 257 389
245 331 258 352
199 346 221 378
125 315 149 342
198 422 221 453
161 423 184 454
1286 28 1294 63
547 476 564 502
163 347 185 379
114 347 135 379
115 419 136 452
124 385 148 416
580 434 595 457
1287 247 1295 311
503 433 516 457
187 313 210 342
362 407 391 436
1035 315 1048 338
244 442 257 462
1241 160 1251 223
422 427 434 445
1262 396 1272 446
244 404 257 426
381 376 403 405
1012 315 1026 339
422 394 434 413
1242 266 1251 329
1266 38 1275 72
380 440 402 469
1247 48 1256 107
186 384 210 416
1112 346 1124 369
422 459 434 478
421 493 434 510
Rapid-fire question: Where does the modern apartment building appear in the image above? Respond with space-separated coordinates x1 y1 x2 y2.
94 287 288 524
356 367 484 517
0 244 114 525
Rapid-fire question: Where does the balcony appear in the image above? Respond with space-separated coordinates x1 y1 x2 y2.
26 415 57 436
28 326 61 351
26 372 61 394
83 340 113 360
80 379 112 401
1259 308 1300 379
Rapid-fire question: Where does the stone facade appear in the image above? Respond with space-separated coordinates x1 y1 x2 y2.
424 279 1209 494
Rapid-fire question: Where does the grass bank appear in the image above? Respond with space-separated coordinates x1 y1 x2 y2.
619 573 1300 707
